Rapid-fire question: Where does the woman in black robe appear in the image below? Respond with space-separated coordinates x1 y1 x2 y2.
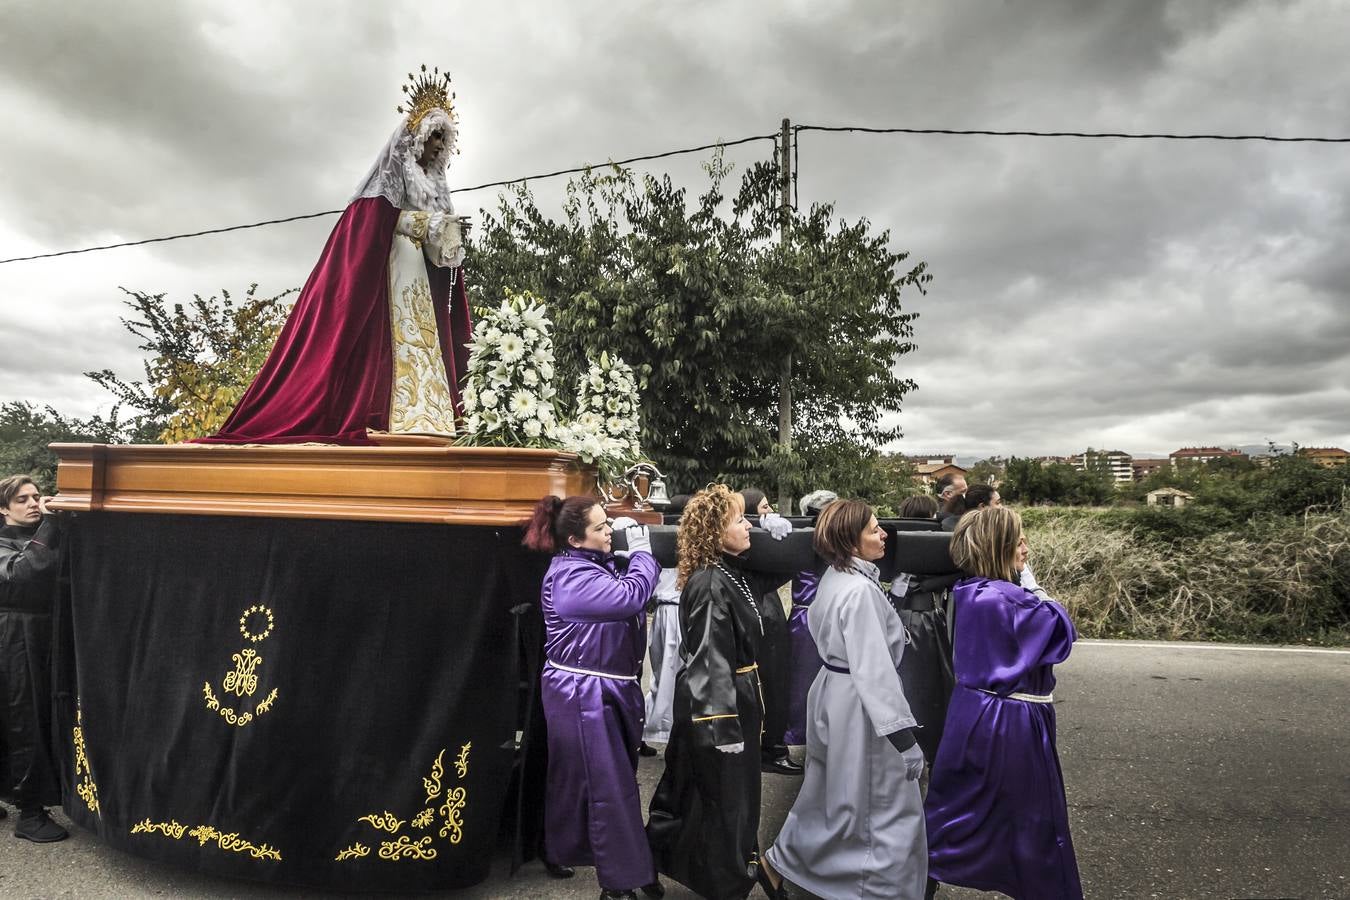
646 485 764 900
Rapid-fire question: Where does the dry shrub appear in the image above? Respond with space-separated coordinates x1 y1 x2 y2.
1023 506 1350 643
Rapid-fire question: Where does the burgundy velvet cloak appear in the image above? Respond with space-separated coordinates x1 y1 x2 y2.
198 196 471 445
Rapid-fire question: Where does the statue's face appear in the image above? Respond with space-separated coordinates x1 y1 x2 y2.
419 127 446 168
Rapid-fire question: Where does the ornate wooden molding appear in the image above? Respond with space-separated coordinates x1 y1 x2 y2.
48 442 596 525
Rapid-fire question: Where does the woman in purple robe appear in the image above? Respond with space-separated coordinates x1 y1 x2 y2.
524 495 664 900
924 506 1082 900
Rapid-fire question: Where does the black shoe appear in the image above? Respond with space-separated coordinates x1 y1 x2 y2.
15 809 68 843
640 879 665 898
762 755 804 775
544 861 576 879
600 892 637 900
638 742 658 757
756 859 791 899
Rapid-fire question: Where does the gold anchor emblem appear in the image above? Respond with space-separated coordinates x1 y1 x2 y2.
203 605 279 727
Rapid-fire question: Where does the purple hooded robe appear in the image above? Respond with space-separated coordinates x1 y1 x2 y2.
924 576 1082 900
540 547 660 891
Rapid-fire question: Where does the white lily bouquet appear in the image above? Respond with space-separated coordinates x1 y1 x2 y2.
458 292 559 446
458 292 644 481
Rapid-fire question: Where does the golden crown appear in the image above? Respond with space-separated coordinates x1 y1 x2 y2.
397 64 456 134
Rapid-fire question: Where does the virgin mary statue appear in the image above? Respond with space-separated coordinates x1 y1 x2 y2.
200 66 471 444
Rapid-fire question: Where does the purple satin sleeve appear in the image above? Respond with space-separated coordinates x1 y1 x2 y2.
551 551 660 623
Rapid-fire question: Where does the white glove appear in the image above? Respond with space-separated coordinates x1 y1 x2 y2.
610 515 639 531
888 572 914 599
759 512 793 541
715 742 745 754
902 743 925 781
622 524 652 556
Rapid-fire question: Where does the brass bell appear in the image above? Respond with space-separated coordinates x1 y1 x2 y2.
646 477 670 508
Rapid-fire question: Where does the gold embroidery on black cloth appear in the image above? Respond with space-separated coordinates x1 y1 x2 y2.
357 811 404 833
73 706 101 815
379 834 437 860
335 842 370 861
336 745 472 862
131 819 282 861
423 748 445 801
202 605 280 727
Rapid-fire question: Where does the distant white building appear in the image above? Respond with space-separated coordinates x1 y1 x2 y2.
1073 449 1134 483
1147 487 1194 508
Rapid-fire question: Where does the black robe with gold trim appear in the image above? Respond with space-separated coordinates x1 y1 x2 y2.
646 553 763 900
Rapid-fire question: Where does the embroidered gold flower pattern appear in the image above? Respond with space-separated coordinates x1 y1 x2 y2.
387 275 457 435
337 744 471 862
73 708 100 815
131 819 281 861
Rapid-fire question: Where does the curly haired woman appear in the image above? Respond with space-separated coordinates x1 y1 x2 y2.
645 485 765 900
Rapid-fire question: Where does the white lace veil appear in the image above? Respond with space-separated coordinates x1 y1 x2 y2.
351 108 458 213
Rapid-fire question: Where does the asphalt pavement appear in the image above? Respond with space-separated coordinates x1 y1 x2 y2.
2 639 1347 899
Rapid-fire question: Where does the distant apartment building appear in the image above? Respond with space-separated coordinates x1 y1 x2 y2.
1073 449 1134 483
1297 447 1350 468
1131 458 1169 481
1170 447 1247 468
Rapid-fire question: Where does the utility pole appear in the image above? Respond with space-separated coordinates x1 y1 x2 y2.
776 118 793 514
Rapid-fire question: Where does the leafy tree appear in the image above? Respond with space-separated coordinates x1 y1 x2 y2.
0 402 144 492
967 457 1005 487
86 285 294 442
467 153 931 497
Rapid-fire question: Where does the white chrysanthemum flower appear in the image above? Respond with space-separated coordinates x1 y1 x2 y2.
522 418 543 438
480 388 499 409
461 389 478 414
521 368 539 386
465 414 481 433
484 326 503 344
577 411 603 430
498 333 525 363
606 416 627 435
510 390 537 418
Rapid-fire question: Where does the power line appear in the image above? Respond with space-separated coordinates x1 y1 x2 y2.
795 124 1350 143
5 122 1349 266
0 133 776 266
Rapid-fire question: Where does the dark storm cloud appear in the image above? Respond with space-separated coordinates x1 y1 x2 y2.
0 0 1346 457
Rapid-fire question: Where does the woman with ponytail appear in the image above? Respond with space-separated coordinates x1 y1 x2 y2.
524 494 663 900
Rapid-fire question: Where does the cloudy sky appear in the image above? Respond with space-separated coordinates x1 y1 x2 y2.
2 0 1347 459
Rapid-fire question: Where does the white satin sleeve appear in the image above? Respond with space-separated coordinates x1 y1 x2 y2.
395 210 465 270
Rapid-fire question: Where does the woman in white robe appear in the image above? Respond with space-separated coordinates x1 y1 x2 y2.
762 500 928 900
642 567 682 745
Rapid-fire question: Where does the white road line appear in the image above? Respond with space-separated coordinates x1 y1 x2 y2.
1077 639 1350 656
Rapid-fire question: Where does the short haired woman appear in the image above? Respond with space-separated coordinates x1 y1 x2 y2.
646 485 764 900
762 499 928 900
523 495 662 900
925 506 1082 900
